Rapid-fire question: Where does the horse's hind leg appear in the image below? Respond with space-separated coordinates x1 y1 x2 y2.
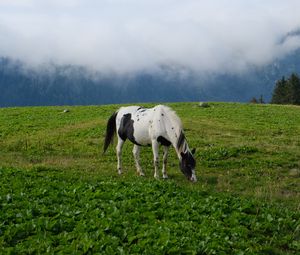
151 140 160 179
133 145 144 176
162 146 169 179
116 137 124 175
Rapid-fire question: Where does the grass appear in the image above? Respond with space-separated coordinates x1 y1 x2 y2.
0 102 300 253
1 102 298 204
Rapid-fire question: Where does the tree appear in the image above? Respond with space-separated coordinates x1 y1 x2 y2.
271 76 288 104
287 73 300 105
258 94 265 104
271 73 300 105
250 95 264 104
250 97 258 104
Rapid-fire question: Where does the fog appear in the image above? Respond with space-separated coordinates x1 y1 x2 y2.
1 0 300 74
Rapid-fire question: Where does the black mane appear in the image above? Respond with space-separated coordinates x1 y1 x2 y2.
177 131 185 151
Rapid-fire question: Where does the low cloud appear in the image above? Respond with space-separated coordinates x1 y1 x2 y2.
0 0 300 74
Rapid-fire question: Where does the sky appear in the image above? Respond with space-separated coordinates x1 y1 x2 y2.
0 0 300 74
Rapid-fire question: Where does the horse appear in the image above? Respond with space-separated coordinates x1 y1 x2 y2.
103 105 197 182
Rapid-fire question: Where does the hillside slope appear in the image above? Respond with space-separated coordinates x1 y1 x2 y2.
1 102 299 253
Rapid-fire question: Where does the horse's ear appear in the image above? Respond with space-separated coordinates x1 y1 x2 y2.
191 148 196 155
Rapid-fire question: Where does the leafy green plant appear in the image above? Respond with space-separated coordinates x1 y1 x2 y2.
0 167 299 254
0 102 300 253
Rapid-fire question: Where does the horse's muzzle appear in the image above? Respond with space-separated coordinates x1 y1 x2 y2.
190 173 197 182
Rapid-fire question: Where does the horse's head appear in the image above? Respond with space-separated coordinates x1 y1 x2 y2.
179 148 197 182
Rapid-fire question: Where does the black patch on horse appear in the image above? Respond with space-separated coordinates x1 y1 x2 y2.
118 113 141 146
138 108 146 113
157 136 171 146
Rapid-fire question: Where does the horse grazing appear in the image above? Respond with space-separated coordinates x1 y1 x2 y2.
103 105 197 182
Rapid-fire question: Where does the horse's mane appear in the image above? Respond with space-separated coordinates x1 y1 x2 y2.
160 105 187 151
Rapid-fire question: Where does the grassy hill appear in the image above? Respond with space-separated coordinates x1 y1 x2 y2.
0 102 299 253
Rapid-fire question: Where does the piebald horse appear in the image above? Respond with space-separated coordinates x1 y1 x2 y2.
103 105 197 182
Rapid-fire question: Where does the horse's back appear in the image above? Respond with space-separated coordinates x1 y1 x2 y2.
117 106 141 116
115 105 180 146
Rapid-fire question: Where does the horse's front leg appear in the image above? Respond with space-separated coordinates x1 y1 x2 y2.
151 140 160 179
162 146 169 179
132 145 144 176
116 137 124 175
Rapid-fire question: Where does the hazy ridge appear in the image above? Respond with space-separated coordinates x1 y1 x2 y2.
1 49 300 107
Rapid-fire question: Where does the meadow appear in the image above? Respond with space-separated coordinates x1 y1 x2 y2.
0 102 299 254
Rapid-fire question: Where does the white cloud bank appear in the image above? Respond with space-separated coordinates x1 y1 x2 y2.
0 0 300 74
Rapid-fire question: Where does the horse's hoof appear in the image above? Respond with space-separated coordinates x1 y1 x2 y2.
139 172 145 177
118 170 122 175
154 174 159 179
163 174 168 179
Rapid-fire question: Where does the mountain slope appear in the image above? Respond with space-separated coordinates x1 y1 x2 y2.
1 49 300 107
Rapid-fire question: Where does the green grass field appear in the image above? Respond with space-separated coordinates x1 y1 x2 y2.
0 102 299 254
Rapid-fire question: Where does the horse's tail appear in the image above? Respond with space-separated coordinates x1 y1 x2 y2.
103 111 118 153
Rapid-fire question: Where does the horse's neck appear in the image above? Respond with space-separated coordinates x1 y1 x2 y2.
166 126 188 158
159 105 188 157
